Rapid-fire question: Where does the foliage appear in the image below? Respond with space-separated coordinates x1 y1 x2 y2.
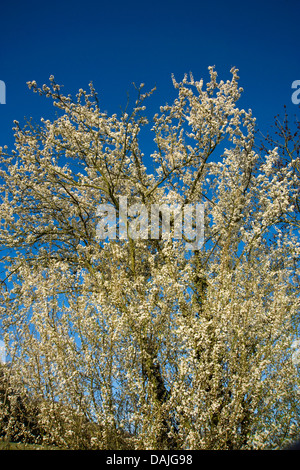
0 363 43 445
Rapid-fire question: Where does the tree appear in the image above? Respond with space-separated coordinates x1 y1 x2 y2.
0 68 299 449
256 107 300 320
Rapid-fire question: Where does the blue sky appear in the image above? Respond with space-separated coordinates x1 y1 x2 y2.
0 0 299 157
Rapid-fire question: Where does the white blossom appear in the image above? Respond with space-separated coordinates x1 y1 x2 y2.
0 68 299 450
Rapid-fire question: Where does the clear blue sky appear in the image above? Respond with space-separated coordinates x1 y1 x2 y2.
0 0 299 153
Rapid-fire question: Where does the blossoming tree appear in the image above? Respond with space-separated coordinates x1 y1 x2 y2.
0 68 299 449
